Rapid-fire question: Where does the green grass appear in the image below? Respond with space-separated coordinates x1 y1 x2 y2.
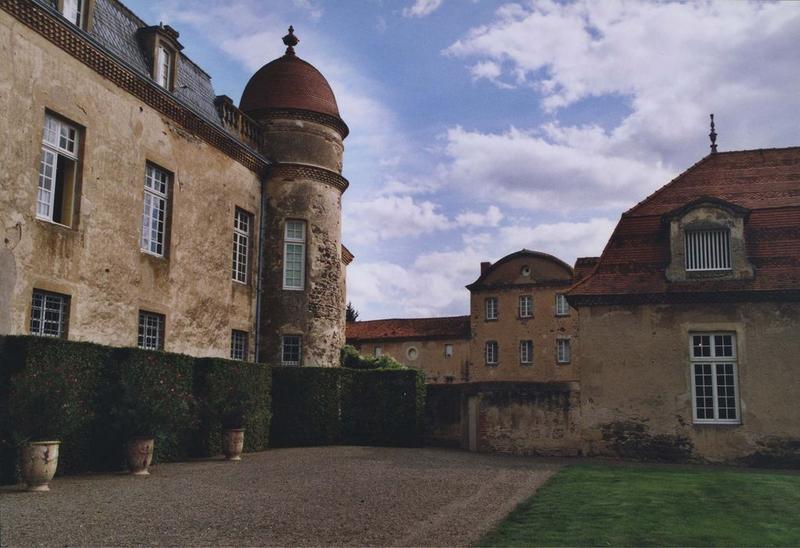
478 464 800 547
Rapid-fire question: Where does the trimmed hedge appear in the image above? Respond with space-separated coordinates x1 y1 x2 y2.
270 367 342 447
341 369 426 446
193 357 272 457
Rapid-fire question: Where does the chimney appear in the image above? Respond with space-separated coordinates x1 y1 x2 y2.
480 261 491 274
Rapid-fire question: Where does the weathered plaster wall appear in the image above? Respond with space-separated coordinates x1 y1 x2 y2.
356 338 470 382
578 301 800 463
0 12 260 357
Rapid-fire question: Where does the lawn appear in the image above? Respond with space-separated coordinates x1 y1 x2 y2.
478 464 800 547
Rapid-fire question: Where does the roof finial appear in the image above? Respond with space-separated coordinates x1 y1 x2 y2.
709 113 718 154
283 26 299 56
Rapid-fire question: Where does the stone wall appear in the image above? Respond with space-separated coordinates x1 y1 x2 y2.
356 338 470 383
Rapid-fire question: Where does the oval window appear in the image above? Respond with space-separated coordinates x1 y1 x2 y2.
407 347 419 360
521 265 531 276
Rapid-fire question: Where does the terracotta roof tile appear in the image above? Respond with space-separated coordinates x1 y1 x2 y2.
346 316 470 342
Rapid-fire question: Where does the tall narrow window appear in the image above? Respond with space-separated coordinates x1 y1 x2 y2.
556 338 571 364
61 0 85 28
138 311 165 350
519 295 533 318
485 341 498 365
690 333 739 423
282 335 301 365
30 290 70 338
520 340 533 365
555 294 570 316
141 163 170 257
283 220 306 290
232 208 251 283
38 113 80 226
374 347 383 357
485 297 498 320
231 330 248 361
156 44 173 89
444 344 454 358
685 230 731 271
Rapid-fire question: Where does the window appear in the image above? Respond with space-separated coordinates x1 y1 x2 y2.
690 333 739 424
685 230 731 271
156 44 173 89
232 208 251 284
283 220 306 290
556 338 571 364
281 335 301 365
140 164 170 257
520 340 533 365
519 295 533 318
444 344 454 358
30 290 70 338
555 294 570 316
485 341 498 365
138 311 165 350
61 0 86 28
407 347 418 361
485 297 498 320
37 113 80 226
231 330 248 361
374 346 383 357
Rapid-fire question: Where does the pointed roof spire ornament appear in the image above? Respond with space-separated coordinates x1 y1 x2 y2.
283 26 299 56
709 113 718 154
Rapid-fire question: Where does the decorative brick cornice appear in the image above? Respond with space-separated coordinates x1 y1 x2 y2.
269 163 349 193
248 108 349 139
567 289 800 308
1 0 270 175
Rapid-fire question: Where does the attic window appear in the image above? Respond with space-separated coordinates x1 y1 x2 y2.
156 44 173 89
60 0 88 29
137 25 183 91
685 229 731 271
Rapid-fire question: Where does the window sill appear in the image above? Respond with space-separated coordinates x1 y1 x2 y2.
485 363 498 367
140 249 168 261
555 314 571 318
282 286 305 291
484 318 499 322
557 361 571 366
520 363 533 367
692 420 741 426
35 217 77 232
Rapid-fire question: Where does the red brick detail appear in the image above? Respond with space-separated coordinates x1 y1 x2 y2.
347 316 471 343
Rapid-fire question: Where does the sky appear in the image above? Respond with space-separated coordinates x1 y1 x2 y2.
124 0 800 320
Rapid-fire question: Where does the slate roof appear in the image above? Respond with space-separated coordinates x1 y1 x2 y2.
569 147 800 302
346 316 471 342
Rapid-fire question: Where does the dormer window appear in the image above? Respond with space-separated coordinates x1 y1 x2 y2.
156 45 173 89
137 24 183 91
60 0 90 29
685 229 731 271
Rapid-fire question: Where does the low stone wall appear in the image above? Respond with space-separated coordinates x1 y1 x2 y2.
425 382 581 456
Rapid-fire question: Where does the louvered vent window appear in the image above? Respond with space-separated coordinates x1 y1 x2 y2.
685 230 731 271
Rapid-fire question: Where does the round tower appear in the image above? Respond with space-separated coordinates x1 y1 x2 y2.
240 27 349 367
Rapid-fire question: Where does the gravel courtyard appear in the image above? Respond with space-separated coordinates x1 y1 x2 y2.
0 446 560 547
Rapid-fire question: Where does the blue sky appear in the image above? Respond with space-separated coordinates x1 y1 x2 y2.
124 0 800 320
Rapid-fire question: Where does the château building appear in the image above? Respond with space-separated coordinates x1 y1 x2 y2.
0 0 351 367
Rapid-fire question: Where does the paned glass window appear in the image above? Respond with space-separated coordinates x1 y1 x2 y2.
282 335 301 365
556 338 571 364
444 343 454 358
30 290 70 338
685 230 731 271
374 346 383 357
520 340 533 364
555 294 570 316
283 220 306 290
138 310 165 350
156 45 172 89
232 208 251 283
141 164 170 256
485 341 498 365
38 113 80 226
691 333 739 423
231 330 248 361
519 295 533 318
61 0 85 27
485 297 498 320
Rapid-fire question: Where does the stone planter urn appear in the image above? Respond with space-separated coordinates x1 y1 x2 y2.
222 429 245 461
20 440 60 492
126 437 154 475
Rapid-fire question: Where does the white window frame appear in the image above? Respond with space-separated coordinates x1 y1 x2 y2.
232 208 251 284
519 295 533 318
485 297 498 320
156 44 173 89
690 332 740 424
444 343 454 358
374 346 383 357
485 341 498 365
555 293 570 316
138 310 165 350
61 0 85 28
556 338 571 364
520 340 533 365
283 220 306 290
30 289 70 338
281 335 302 366
37 113 80 226
231 330 248 361
140 163 170 257
685 229 731 271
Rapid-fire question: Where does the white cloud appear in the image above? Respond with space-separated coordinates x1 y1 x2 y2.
344 196 451 245
402 0 444 18
455 205 504 228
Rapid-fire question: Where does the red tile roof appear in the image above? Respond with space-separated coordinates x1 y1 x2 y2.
569 147 800 303
346 316 470 342
573 257 599 282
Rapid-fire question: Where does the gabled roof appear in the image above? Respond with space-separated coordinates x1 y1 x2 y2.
569 147 800 304
466 249 573 290
573 257 600 282
346 316 470 342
